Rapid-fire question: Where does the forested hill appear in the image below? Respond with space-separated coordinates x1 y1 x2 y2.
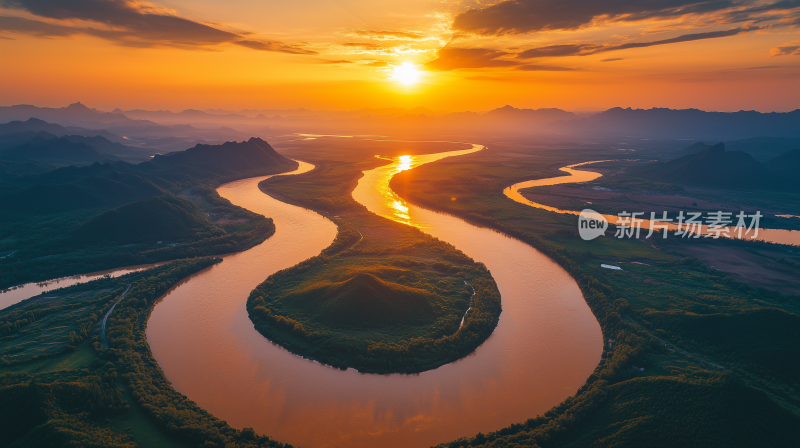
630 143 799 189
0 137 296 288
1 137 297 212
145 137 295 183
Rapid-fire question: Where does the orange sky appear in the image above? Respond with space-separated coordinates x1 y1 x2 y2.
1 0 799 112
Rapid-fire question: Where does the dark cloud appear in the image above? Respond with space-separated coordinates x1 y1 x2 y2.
515 64 576 71
517 44 596 58
350 29 425 40
0 0 315 53
0 15 78 37
425 47 518 70
771 41 800 55
450 0 796 36
603 27 755 52
517 27 756 59
602 58 624 61
364 60 390 67
236 40 316 55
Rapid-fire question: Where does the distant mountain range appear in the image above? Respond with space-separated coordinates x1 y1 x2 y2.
0 105 253 153
632 143 799 189
0 117 122 142
0 119 143 172
562 107 800 139
2 103 799 143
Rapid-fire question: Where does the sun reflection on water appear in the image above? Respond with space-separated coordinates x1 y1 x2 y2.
358 146 483 229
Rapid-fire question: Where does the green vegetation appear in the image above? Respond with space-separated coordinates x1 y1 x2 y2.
0 137 296 289
1 259 291 448
252 159 501 373
390 145 800 447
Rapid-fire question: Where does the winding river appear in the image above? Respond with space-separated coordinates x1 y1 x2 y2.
505 161 800 246
1 149 603 448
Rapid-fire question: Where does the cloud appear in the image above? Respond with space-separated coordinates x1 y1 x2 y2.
0 0 316 53
236 40 316 55
342 42 383 49
771 40 800 55
517 44 596 58
515 64 576 71
0 15 78 37
602 58 624 61
451 0 796 36
517 27 757 59
425 46 518 70
349 29 426 40
601 27 756 52
316 59 354 64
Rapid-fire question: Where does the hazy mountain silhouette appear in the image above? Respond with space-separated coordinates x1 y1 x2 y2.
725 137 800 161
765 149 800 174
683 142 713 154
563 108 800 139
0 118 123 142
0 137 121 165
633 143 768 187
633 143 800 189
483 105 576 123
0 103 135 127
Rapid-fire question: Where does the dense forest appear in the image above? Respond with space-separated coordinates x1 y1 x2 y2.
0 259 292 447
0 137 297 289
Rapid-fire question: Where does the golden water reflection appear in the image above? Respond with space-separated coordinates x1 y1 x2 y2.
505 161 800 246
357 145 483 227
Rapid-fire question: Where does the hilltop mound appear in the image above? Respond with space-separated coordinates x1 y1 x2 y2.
291 273 435 328
765 148 800 173
631 143 769 188
72 196 218 245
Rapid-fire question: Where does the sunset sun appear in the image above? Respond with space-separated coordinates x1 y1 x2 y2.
392 62 421 86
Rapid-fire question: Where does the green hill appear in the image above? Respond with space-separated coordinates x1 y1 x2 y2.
633 143 768 187
289 273 436 328
72 196 219 245
0 174 166 214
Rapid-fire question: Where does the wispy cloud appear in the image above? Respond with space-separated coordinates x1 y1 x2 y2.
425 46 518 70
517 27 758 58
451 0 798 36
771 40 800 55
348 29 427 40
0 0 316 53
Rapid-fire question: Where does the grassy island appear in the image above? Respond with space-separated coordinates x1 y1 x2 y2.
250 142 502 374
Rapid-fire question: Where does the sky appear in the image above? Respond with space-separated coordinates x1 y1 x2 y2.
1 0 799 112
